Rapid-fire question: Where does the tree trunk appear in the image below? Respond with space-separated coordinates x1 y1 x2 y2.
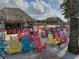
68 17 79 54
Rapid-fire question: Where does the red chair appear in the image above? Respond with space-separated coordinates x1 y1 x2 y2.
17 29 22 41
33 33 46 52
13 28 17 34
53 31 60 42
59 35 67 43
7 28 13 34
17 32 22 41
50 27 56 34
41 30 46 38
58 31 67 43
29 34 34 42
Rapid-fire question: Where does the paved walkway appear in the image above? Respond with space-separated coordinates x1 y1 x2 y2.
0 46 61 59
2 42 79 59
1 37 77 59
0 37 68 59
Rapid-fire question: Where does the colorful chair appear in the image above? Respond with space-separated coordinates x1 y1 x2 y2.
50 27 56 34
33 33 46 52
13 28 17 34
21 35 34 53
0 34 7 59
29 34 34 43
58 30 67 43
17 32 22 41
53 31 60 44
44 28 49 38
47 32 57 46
17 29 23 41
7 36 21 54
7 28 13 34
41 30 46 38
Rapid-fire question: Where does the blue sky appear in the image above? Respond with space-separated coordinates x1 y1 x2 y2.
0 0 67 22
26 0 60 10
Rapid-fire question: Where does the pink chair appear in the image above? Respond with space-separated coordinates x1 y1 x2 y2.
33 33 46 52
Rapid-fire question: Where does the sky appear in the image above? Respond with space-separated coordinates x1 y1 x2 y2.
0 0 67 22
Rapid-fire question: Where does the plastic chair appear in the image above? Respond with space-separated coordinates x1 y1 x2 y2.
58 30 67 43
21 35 34 53
0 35 7 59
41 30 46 38
33 34 46 52
50 27 56 34
7 36 21 54
17 29 23 41
17 32 22 41
13 28 17 34
29 34 34 42
47 32 58 46
7 28 12 34
53 31 60 44
44 29 49 38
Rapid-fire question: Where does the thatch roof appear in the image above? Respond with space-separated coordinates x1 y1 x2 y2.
46 17 66 24
0 7 35 23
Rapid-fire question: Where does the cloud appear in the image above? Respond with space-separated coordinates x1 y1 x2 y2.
26 0 67 22
0 0 67 22
26 1 52 19
59 0 63 4
0 0 29 10
31 1 45 13
0 0 9 8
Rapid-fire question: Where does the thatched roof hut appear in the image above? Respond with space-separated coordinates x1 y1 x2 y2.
0 7 35 24
46 17 66 25
0 7 36 28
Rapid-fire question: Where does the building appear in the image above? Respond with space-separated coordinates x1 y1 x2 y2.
46 17 66 25
0 7 35 28
35 17 67 25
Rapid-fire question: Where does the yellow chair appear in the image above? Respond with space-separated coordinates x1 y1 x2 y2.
47 33 57 46
7 36 21 54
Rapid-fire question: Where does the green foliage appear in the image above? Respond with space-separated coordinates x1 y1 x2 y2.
60 0 70 18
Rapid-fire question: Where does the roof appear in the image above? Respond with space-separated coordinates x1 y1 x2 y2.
45 17 66 25
0 7 35 23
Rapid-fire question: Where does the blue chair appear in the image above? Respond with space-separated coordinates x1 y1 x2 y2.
44 28 49 37
21 35 34 53
0 35 7 59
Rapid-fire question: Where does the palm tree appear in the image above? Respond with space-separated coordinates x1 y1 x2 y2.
61 0 79 54
60 0 70 18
